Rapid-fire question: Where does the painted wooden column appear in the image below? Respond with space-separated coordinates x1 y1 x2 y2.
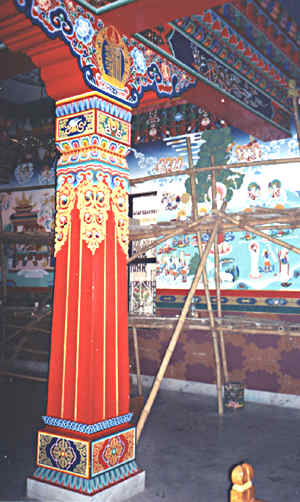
47 93 131 425
28 92 144 497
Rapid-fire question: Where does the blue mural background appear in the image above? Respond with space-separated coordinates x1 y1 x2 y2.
128 122 300 291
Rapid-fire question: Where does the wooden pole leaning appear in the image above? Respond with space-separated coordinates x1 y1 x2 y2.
130 156 300 186
288 80 300 154
0 207 6 363
128 213 210 263
211 164 229 384
136 220 220 442
0 309 51 347
218 211 300 256
0 207 7 304
186 139 223 415
132 325 143 397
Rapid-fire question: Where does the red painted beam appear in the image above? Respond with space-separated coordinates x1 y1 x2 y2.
101 0 227 36
0 0 88 99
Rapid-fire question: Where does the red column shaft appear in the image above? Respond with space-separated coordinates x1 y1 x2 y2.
46 93 131 426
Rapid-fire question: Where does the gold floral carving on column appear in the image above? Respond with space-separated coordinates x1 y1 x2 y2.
54 178 76 256
111 180 128 256
77 177 111 254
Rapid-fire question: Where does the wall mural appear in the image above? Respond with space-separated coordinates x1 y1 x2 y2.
128 122 300 300
1 117 299 299
0 189 55 288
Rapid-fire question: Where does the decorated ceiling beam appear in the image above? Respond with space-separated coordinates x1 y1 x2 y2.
218 1 300 81
134 0 300 139
0 0 298 140
0 0 196 104
135 27 291 138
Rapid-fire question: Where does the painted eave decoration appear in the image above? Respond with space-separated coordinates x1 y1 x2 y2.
12 0 196 107
8 0 300 135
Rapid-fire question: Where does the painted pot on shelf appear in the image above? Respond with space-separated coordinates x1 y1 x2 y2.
224 381 245 409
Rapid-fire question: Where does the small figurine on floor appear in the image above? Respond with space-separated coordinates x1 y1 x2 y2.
230 463 266 502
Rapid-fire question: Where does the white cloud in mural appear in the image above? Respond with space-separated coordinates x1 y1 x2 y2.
16 269 49 278
131 148 158 173
287 136 299 156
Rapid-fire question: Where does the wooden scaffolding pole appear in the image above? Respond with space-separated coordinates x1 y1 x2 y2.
186 138 223 415
0 206 7 364
0 206 7 304
218 211 300 256
211 163 229 383
130 155 300 186
136 220 220 442
0 309 51 359
128 212 210 264
132 325 143 397
288 80 300 153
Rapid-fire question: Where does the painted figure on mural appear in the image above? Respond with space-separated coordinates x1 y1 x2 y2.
248 182 261 202
249 241 261 279
278 249 291 287
267 179 286 208
268 179 281 199
263 249 272 273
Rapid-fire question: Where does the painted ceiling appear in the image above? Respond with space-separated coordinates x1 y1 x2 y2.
0 0 299 142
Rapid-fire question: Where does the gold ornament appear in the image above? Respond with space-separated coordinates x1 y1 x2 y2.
95 26 130 89
77 178 111 255
54 179 76 256
111 181 128 255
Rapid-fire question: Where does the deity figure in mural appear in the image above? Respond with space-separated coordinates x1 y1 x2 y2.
278 249 291 287
249 241 261 279
248 182 261 202
268 179 281 199
263 249 272 273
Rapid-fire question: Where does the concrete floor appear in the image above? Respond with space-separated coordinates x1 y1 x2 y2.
1 379 300 501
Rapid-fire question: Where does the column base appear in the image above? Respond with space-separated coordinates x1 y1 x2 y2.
27 467 145 501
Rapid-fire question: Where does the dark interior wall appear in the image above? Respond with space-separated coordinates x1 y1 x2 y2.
131 313 300 396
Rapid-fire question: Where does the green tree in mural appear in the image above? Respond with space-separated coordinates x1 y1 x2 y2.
185 127 245 278
188 252 203 277
185 127 244 203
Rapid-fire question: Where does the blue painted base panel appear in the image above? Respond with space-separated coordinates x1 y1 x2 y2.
32 461 140 495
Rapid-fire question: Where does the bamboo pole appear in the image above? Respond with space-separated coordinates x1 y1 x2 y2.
187 139 223 415
288 80 300 153
218 211 300 256
0 184 55 194
0 231 52 244
5 323 50 334
0 309 51 348
128 213 210 263
0 207 7 364
21 348 49 356
0 207 7 304
130 156 300 186
0 371 47 382
129 319 300 336
130 209 300 243
130 221 300 245
136 220 220 442
132 325 143 397
211 164 229 383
